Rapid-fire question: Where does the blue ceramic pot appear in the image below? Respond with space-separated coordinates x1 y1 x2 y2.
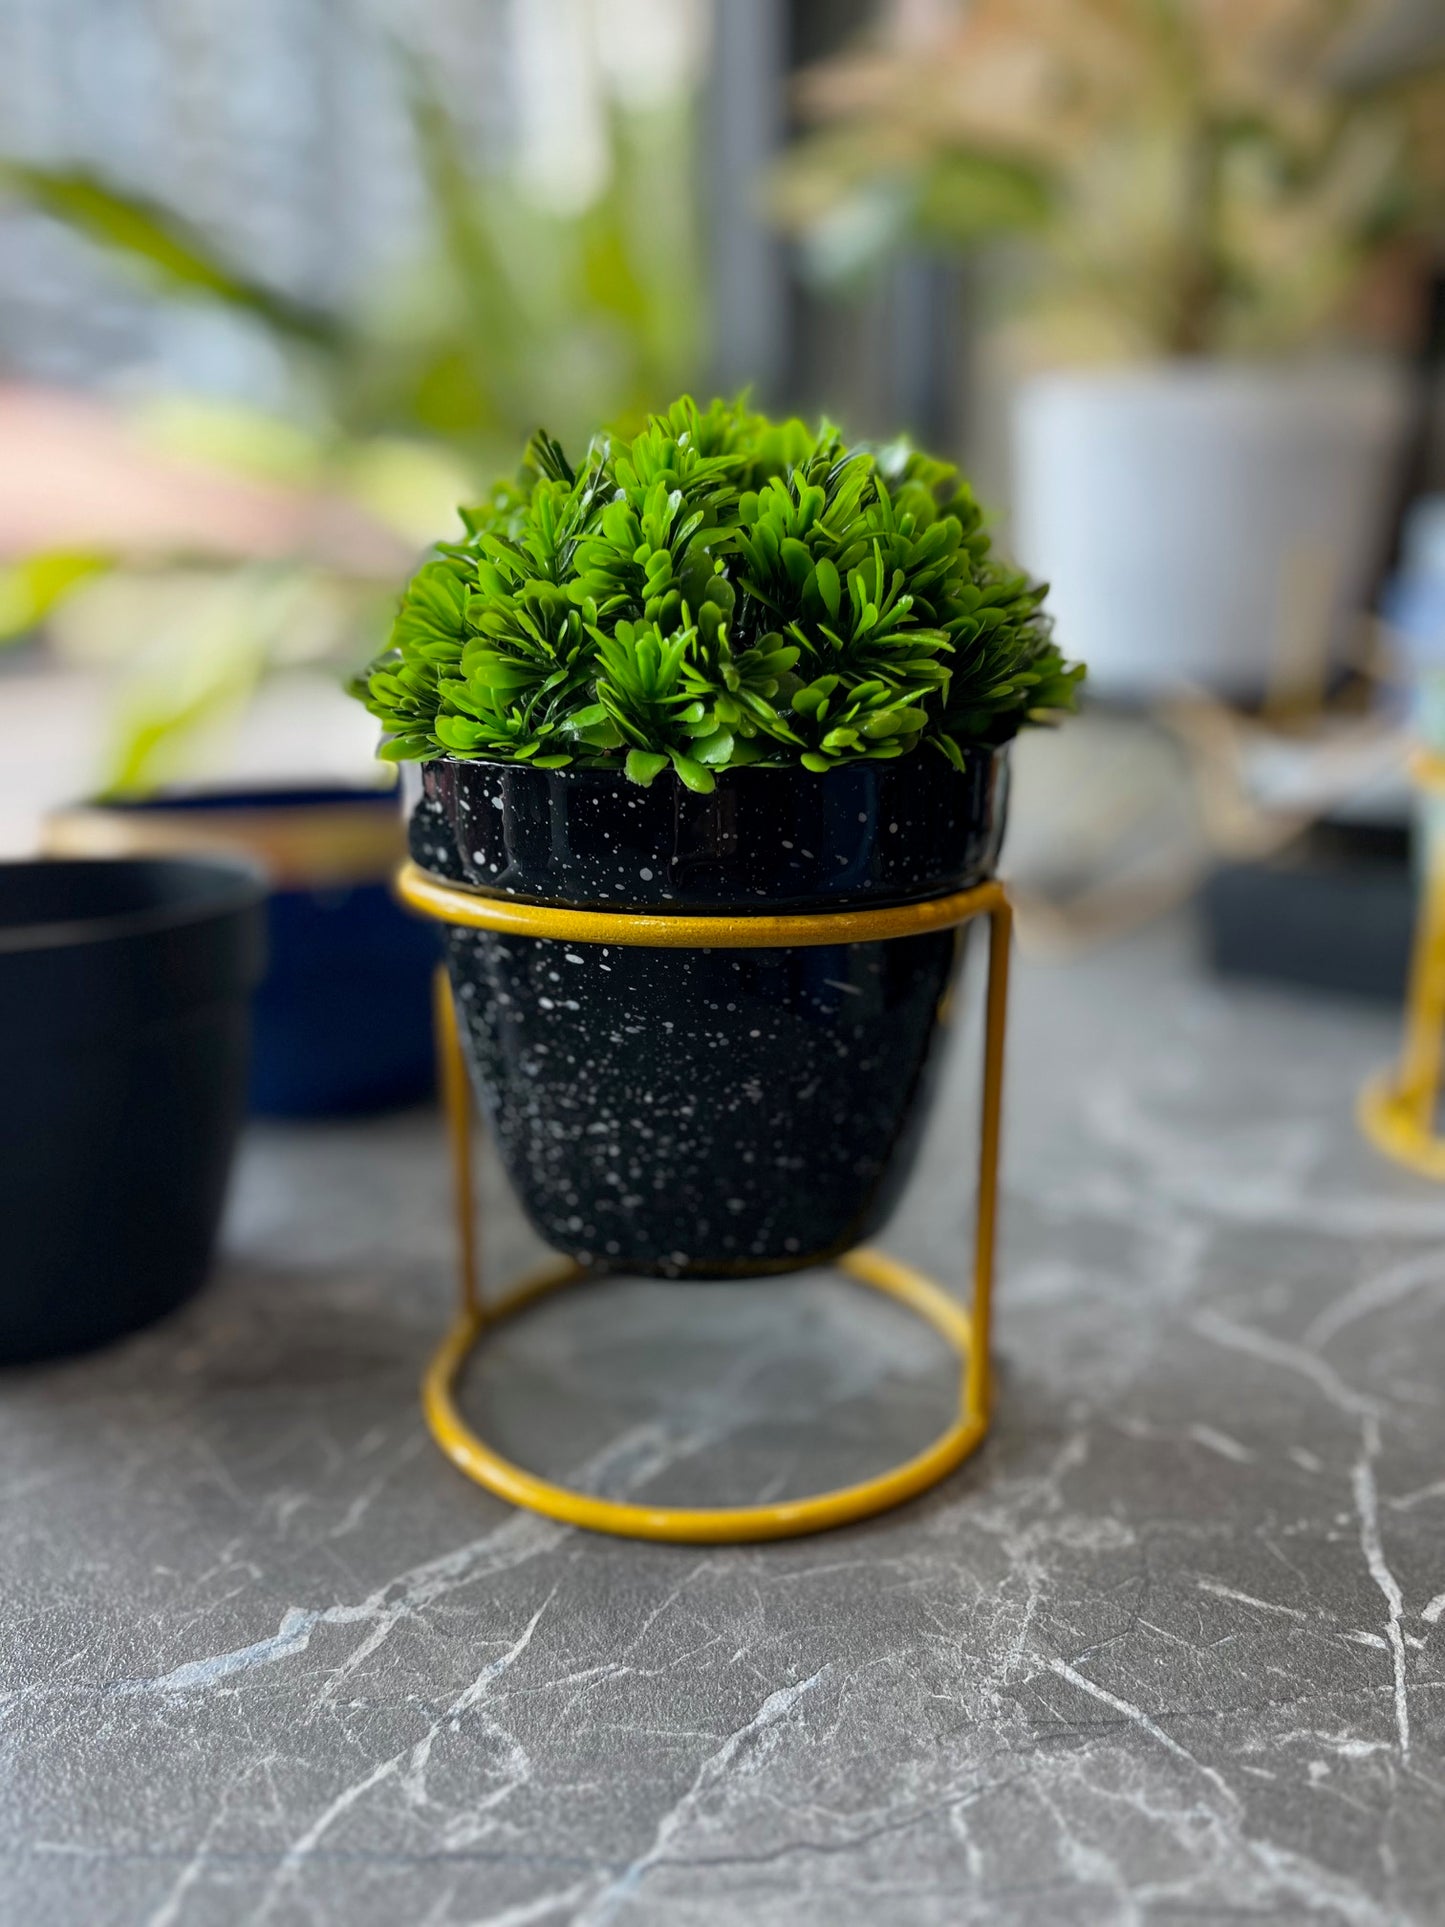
413 751 1008 1278
47 785 438 1118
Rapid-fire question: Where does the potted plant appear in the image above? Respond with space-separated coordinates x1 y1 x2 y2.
355 394 1081 1274
776 0 1445 701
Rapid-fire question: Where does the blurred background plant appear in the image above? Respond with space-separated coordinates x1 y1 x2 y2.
0 1 706 795
775 0 1445 362
765 0 1445 976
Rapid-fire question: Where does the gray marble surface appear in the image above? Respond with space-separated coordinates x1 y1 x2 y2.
5 919 1445 1926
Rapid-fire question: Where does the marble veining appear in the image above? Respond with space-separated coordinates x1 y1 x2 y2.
3 921 1444 1925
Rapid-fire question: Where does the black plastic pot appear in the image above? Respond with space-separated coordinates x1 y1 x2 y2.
413 750 1008 1278
0 857 265 1364
47 785 438 1117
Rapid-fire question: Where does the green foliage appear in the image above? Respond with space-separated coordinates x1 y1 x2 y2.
354 396 1082 791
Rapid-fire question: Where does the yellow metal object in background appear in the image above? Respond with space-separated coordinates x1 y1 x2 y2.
1359 749 1445 1177
412 872 1013 1542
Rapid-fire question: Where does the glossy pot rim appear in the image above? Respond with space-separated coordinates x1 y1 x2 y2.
415 746 1009 916
0 855 267 959
418 750 1003 783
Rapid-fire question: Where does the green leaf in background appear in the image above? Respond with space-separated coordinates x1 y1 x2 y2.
0 163 342 347
914 149 1054 243
0 552 109 642
349 55 705 462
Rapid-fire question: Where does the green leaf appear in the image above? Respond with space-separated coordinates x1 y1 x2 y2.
915 150 1053 245
669 750 715 793
0 551 109 642
0 164 340 345
625 749 669 786
468 657 542 691
377 733 434 762
792 676 839 717
692 728 735 765
780 537 813 592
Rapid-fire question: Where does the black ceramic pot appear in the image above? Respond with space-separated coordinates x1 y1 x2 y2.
412 750 1008 1278
0 857 265 1363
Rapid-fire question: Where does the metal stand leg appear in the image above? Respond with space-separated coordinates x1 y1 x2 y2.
967 894 1011 1429
434 969 480 1321
1360 857 1445 1179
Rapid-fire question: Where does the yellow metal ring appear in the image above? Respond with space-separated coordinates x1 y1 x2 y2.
421 1246 986 1544
397 859 1003 949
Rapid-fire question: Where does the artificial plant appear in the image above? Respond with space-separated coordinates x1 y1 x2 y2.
353 394 1082 793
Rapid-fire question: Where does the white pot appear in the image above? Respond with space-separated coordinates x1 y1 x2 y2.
1011 361 1407 701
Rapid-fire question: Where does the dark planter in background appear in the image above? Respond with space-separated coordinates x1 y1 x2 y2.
0 856 265 1364
412 750 1008 1278
47 784 438 1117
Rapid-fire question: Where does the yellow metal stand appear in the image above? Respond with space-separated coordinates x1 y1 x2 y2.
1359 752 1445 1177
399 862 1012 1542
